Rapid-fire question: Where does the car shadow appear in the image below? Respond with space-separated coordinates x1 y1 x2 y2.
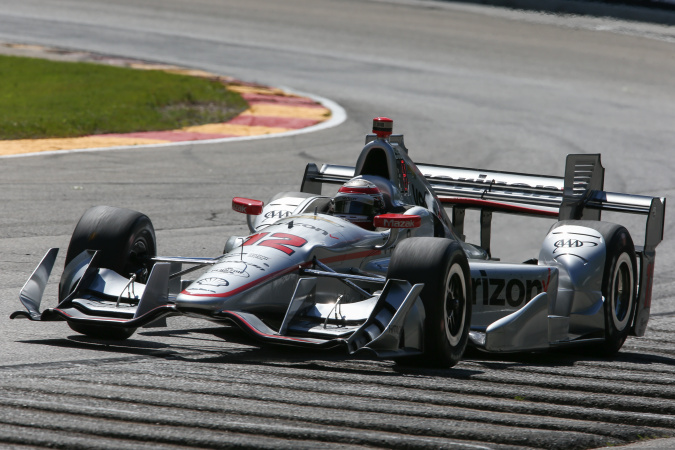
462 344 675 369
18 325 674 379
16 325 487 378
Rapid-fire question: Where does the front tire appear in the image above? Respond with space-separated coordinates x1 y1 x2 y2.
64 205 156 282
63 205 157 340
387 238 472 368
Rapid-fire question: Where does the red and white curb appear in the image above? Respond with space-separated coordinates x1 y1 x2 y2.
0 43 346 158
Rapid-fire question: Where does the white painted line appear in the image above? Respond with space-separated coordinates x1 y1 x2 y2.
0 89 347 159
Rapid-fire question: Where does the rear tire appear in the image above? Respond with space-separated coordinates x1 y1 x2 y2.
387 237 472 368
550 221 637 355
599 225 637 355
63 205 157 340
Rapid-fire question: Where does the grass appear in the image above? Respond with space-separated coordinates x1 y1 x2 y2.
0 55 248 140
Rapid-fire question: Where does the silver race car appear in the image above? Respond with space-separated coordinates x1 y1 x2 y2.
11 118 666 367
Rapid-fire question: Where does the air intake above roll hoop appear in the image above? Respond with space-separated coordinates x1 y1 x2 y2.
372 117 393 139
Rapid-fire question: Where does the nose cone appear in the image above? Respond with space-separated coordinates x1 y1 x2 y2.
174 289 228 312
173 258 273 312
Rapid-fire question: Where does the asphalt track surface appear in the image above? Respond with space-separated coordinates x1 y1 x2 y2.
1 0 674 448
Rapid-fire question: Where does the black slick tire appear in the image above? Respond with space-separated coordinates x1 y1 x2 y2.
387 237 472 368
599 225 637 354
63 205 157 340
64 205 156 281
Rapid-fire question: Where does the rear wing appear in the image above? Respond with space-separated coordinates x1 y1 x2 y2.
301 153 665 336
302 153 664 251
420 154 665 250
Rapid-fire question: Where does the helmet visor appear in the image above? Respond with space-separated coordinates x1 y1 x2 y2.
332 196 379 216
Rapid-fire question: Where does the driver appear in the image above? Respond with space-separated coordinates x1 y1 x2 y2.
329 178 385 230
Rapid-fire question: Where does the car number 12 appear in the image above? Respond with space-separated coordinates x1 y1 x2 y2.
242 232 308 256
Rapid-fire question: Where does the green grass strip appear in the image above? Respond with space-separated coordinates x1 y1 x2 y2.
0 55 248 140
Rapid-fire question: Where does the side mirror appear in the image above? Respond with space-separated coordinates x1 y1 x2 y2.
232 197 264 216
373 214 421 229
373 214 421 250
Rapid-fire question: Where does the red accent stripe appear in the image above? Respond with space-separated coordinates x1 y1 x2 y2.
338 186 380 194
227 115 320 129
316 249 382 265
183 265 299 298
439 197 559 217
54 309 127 322
223 310 321 343
54 304 173 322
240 93 324 107
101 131 237 141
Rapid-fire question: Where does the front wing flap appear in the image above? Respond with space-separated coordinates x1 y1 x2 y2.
11 249 178 328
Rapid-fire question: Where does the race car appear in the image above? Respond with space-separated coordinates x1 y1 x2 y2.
11 117 666 367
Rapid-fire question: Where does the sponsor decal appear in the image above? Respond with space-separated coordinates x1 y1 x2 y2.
232 198 264 215
212 261 267 278
472 271 551 308
195 277 230 287
294 222 340 240
409 184 427 208
247 253 269 261
553 239 598 253
264 210 292 220
221 252 271 262
212 262 250 278
427 173 560 200
185 287 217 294
408 183 443 221
384 218 416 228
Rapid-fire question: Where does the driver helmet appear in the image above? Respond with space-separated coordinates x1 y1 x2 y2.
330 178 385 230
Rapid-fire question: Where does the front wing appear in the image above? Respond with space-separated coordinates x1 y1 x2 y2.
11 248 428 360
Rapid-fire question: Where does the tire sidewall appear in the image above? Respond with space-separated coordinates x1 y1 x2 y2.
388 237 472 367
602 227 637 353
65 205 157 280
548 220 638 354
436 249 471 363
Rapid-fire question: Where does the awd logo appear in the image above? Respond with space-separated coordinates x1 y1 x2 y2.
553 239 598 253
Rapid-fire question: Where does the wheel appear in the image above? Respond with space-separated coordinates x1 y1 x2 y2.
599 224 637 354
550 220 638 355
64 205 157 282
63 205 157 340
387 237 472 368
